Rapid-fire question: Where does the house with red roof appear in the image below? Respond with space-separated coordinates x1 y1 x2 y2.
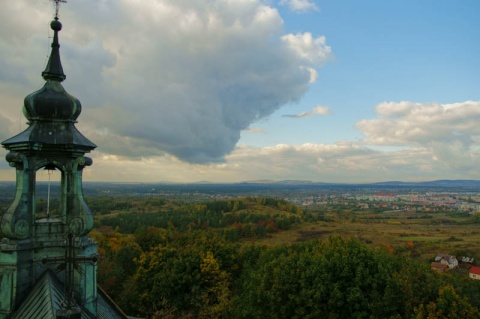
431 262 448 272
435 254 459 269
469 266 480 280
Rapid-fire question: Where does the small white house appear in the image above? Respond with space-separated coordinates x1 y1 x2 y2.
435 254 458 269
461 256 475 264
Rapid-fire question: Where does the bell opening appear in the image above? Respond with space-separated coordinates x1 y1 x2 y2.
35 166 62 222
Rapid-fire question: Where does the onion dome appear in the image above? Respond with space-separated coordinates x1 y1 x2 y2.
23 81 81 122
2 17 95 151
23 18 81 123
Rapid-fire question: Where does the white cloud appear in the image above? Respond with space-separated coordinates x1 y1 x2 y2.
279 0 319 13
226 141 480 182
1 129 479 183
281 32 331 66
283 105 332 118
357 101 480 146
68 140 480 183
356 100 480 172
0 0 331 164
243 127 267 134
2 2 476 184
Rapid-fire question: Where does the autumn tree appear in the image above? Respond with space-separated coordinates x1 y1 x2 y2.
414 285 479 319
233 237 445 319
130 230 238 317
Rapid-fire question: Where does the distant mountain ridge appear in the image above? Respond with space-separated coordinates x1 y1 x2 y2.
241 180 316 184
1 179 479 187
240 179 480 187
369 180 480 187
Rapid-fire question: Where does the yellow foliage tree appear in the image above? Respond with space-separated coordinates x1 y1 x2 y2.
197 251 231 319
414 285 479 319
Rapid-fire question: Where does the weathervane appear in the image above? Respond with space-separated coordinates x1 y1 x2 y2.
51 0 67 19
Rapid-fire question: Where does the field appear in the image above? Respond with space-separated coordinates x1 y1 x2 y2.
84 194 480 265
250 208 480 262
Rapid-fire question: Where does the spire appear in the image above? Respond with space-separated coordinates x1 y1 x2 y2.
42 17 66 82
2 0 95 143
42 1 67 82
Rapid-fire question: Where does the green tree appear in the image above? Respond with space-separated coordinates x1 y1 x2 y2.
196 251 231 319
414 285 480 319
130 230 238 317
233 237 444 319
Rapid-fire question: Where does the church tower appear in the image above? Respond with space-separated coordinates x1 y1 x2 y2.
0 2 126 318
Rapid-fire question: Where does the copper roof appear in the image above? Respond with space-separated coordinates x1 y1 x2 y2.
13 270 128 319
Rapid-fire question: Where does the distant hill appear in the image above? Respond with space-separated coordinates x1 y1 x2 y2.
0 179 478 200
239 179 480 189
243 180 315 184
370 180 480 188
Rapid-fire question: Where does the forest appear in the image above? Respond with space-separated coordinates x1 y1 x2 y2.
82 195 480 318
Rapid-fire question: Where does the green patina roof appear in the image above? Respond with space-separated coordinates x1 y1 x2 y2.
14 270 86 319
14 270 128 319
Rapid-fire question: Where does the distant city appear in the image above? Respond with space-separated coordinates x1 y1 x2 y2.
2 179 479 214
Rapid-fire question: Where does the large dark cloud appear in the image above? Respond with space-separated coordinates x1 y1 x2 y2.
0 0 331 163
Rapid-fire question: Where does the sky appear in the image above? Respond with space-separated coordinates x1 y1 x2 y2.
0 0 479 183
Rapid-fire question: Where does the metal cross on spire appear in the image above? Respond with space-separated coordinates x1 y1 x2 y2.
51 0 67 19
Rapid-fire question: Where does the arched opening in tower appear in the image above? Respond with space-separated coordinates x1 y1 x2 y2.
35 166 62 221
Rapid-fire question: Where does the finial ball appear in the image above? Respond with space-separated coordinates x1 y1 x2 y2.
51 19 62 31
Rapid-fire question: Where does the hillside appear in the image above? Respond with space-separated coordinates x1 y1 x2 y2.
88 195 480 318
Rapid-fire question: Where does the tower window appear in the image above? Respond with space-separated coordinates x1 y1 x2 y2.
35 167 62 221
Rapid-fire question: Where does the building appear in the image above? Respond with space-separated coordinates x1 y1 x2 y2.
430 262 448 272
434 254 459 270
469 266 480 280
0 2 129 318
